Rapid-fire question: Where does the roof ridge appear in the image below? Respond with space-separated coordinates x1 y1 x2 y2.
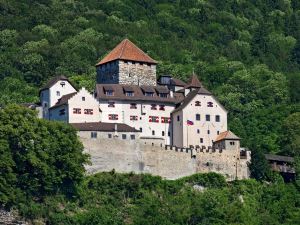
118 39 127 59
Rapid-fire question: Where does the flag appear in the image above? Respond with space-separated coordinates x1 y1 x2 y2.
187 120 194 126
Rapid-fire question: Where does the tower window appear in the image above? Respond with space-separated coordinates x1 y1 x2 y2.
196 114 200 121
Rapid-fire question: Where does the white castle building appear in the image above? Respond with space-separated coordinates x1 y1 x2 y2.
40 39 230 148
38 39 250 180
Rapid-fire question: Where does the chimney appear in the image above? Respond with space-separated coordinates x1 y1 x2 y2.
170 90 174 98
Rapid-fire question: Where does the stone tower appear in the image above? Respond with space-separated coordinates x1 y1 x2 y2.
96 39 157 86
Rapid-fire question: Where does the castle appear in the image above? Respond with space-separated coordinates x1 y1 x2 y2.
39 39 251 180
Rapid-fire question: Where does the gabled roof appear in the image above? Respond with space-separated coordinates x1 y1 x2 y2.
49 92 77 109
39 75 77 94
172 89 199 114
215 131 241 142
96 39 157 66
71 122 140 132
185 74 202 88
170 78 187 87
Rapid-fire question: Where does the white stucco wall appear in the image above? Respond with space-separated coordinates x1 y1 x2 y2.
49 80 77 107
173 94 227 148
172 110 183 147
99 100 175 145
68 88 101 123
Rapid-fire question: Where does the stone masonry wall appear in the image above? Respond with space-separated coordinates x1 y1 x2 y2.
80 132 250 180
96 60 156 86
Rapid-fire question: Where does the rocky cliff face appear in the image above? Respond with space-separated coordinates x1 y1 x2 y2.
0 209 28 225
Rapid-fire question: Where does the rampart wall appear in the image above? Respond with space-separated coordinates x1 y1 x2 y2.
80 132 250 180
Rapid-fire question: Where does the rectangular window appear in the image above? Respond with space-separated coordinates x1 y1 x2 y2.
230 141 235 145
161 117 171 123
130 103 137 109
108 102 115 108
108 114 118 120
217 131 220 135
82 97 85 101
168 132 170 137
151 104 157 110
56 91 60 96
152 130 155 136
207 102 213 107
73 108 81 114
206 114 210 121
130 135 135 140
91 132 97 139
84 109 93 115
159 105 165 111
122 134 127 140
207 130 210 134
140 127 143 132
149 116 159 123
108 134 112 138
130 115 138 121
106 91 114 96
196 114 200 121
177 115 180 121
197 129 200 134
200 138 203 143
59 109 65 115
162 131 165 136
215 115 220 122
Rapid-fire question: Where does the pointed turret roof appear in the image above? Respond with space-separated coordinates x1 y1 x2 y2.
96 39 157 66
215 131 241 142
186 74 202 88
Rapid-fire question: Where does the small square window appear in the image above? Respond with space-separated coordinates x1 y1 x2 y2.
57 91 60 96
108 134 112 138
130 135 135 140
82 97 85 101
122 134 127 140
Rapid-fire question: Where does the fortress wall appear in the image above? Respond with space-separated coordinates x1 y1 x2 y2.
79 132 250 180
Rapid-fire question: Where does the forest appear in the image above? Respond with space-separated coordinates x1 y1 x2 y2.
0 0 300 224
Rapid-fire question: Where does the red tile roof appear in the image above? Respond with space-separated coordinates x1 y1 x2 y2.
96 39 157 66
215 131 240 142
185 74 202 88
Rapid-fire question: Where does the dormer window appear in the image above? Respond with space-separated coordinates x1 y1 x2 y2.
106 90 114 96
60 81 65 87
195 101 201 106
145 92 154 97
207 102 213 107
125 91 134 96
159 93 168 98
